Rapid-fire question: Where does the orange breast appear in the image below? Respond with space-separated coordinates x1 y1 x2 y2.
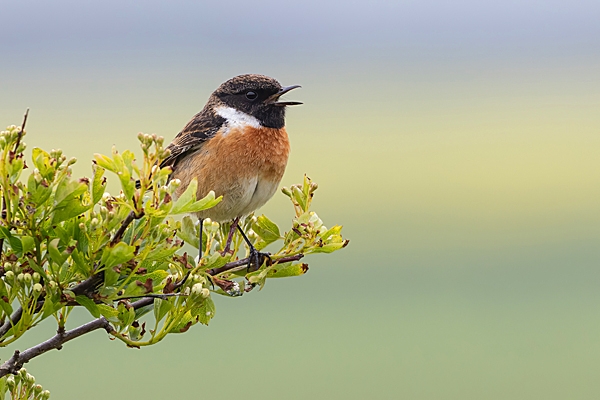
171 125 290 221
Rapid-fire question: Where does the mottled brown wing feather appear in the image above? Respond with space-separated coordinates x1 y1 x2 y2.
161 112 225 170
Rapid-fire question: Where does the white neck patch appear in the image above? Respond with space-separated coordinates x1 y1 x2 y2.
216 106 262 132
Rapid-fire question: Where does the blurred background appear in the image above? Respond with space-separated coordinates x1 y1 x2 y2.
2 0 600 398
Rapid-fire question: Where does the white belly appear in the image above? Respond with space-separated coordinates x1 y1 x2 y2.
197 175 279 222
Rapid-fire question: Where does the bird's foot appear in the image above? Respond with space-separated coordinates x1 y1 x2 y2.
247 248 271 273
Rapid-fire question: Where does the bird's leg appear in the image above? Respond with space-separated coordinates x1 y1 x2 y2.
221 217 240 255
236 225 271 272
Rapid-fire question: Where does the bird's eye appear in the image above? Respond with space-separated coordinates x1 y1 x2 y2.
245 91 258 101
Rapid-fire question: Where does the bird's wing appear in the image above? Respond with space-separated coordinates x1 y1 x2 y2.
161 112 224 170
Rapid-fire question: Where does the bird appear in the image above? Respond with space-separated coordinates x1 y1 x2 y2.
161 74 302 269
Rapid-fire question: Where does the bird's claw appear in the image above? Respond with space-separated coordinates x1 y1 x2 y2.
247 249 271 272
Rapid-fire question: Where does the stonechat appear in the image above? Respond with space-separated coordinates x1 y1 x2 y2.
162 74 301 268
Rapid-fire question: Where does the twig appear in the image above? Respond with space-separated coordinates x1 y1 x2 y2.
110 210 141 246
0 316 114 378
206 254 304 276
12 109 29 158
1 109 30 261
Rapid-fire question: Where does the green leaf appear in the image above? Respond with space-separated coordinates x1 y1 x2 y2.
117 303 136 328
170 178 222 214
20 235 35 255
194 297 216 325
51 179 92 224
320 225 343 241
132 270 169 285
93 154 116 172
92 165 107 203
41 296 61 319
97 304 120 323
0 297 13 317
71 249 91 276
75 295 100 318
168 310 195 333
267 262 309 278
177 216 199 248
48 238 68 266
252 215 281 244
100 242 136 270
153 298 173 324
32 148 54 180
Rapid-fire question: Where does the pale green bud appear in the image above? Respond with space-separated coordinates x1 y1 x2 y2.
24 273 32 284
41 390 50 400
191 283 203 296
200 288 210 299
6 375 15 390
33 283 43 294
34 384 43 394
33 272 41 283
281 187 292 197
5 270 14 281
17 273 24 283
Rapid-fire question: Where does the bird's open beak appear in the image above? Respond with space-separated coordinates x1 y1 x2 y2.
266 85 303 106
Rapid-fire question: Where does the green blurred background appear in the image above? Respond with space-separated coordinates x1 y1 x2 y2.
2 0 600 398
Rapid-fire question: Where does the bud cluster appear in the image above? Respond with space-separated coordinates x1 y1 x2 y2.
5 368 50 400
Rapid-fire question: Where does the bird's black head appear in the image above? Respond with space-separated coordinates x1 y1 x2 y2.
212 74 301 129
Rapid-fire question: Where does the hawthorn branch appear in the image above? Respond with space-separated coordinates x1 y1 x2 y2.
0 316 114 378
0 292 163 378
206 253 304 276
111 210 143 246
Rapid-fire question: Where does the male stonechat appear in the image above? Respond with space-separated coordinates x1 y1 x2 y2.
161 74 301 269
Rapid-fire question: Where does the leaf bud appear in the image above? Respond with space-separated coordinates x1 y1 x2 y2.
6 375 15 390
33 283 43 294
281 187 292 197
5 270 14 281
169 178 181 189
